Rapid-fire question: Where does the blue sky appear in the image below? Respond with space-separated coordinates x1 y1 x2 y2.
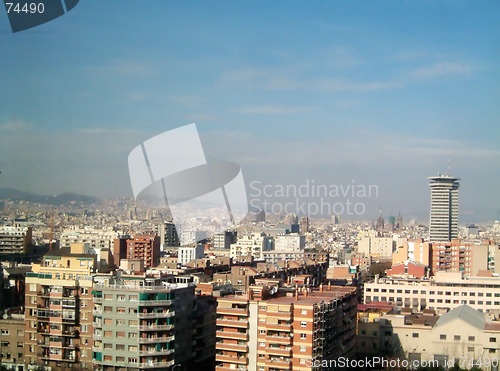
0 1 498 222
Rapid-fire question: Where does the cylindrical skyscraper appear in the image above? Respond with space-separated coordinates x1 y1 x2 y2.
428 174 460 241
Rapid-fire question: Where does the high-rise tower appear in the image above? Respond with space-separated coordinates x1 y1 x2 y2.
428 174 460 241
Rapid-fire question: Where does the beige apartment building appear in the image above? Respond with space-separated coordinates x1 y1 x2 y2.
364 271 500 316
372 305 500 369
24 243 96 370
215 285 357 371
0 313 24 370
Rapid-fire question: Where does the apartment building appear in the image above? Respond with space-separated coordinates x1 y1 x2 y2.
125 234 161 268
375 305 500 369
92 274 197 370
60 228 117 250
0 313 24 370
364 271 500 316
230 233 273 261
24 243 96 370
215 285 357 371
0 225 32 255
178 244 204 265
357 236 395 260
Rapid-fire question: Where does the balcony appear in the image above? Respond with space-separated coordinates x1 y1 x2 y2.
264 358 292 369
215 354 247 364
138 348 174 356
138 311 175 319
139 324 174 331
216 307 248 316
265 323 292 332
216 366 246 371
265 347 292 357
267 311 292 320
216 330 248 341
135 360 175 368
139 300 173 306
216 319 248 328
216 342 248 352
138 336 175 344
264 335 292 345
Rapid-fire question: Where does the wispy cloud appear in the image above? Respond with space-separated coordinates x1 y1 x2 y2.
408 62 472 78
168 95 205 108
237 105 309 115
0 120 31 132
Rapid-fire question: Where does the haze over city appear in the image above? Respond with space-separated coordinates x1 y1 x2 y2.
0 1 498 222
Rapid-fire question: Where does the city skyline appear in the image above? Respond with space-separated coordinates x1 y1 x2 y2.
0 1 498 223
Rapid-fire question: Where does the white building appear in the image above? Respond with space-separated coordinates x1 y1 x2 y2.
274 233 305 251
59 227 117 251
178 244 205 265
364 271 500 316
358 236 396 259
230 233 273 261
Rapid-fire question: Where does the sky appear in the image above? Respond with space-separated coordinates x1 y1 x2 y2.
0 1 498 223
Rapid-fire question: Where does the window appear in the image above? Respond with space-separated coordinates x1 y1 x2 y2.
478 293 484 297
300 333 306 339
116 344 125 350
129 358 137 363
117 295 125 301
365 288 371 292
468 347 474 352
116 356 125 362
413 290 418 294
129 333 137 339
259 305 266 310
129 295 138 301
300 346 306 352
299 359 306 364
490 337 496 342
470 292 475 296
486 293 492 297
405 290 410 294
1 329 9 335
454 335 461 341
104 331 112 337
259 342 265 347
372 331 377 336
468 336 475 342
104 343 112 349
429 291 435 295
478 301 484 305
116 307 126 313
104 355 112 361
301 321 307 327
440 334 446 340
412 333 419 338
116 319 125 326
129 320 138 327
129 308 137 314
259 330 265 334
361 330 366 335
489 349 496 354
104 306 112 313
301 309 307 315
104 294 113 300
397 289 402 294
104 319 113 325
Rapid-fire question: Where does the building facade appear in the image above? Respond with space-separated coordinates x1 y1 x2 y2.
429 175 459 241
0 225 32 255
24 244 96 370
92 274 197 370
126 234 161 268
364 271 500 316
215 285 357 371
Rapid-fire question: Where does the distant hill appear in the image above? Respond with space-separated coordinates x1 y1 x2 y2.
0 188 100 205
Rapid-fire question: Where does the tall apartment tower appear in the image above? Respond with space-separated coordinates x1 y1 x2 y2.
126 234 161 268
429 174 459 241
92 274 198 370
24 243 96 370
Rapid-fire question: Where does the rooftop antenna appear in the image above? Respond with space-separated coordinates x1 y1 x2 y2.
447 159 451 175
